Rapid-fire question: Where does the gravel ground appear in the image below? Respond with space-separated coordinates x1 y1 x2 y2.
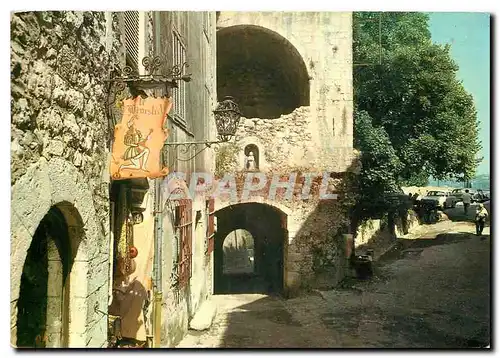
176 221 491 348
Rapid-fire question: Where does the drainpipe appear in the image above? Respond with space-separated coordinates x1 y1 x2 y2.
152 177 163 348
152 13 163 347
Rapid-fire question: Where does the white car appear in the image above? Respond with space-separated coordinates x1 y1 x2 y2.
420 190 450 209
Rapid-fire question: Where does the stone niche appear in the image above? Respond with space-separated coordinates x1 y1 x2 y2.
236 137 267 172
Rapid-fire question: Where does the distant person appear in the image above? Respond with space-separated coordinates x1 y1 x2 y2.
412 193 420 206
462 189 472 215
477 189 484 202
475 203 488 236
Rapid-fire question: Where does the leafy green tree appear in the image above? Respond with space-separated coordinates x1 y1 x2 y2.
354 110 402 220
353 12 481 185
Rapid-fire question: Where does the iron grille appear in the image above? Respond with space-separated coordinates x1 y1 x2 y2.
175 199 192 287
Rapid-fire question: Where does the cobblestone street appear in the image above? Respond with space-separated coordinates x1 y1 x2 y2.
177 221 490 348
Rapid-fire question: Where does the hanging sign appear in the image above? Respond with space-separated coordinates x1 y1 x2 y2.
110 97 172 180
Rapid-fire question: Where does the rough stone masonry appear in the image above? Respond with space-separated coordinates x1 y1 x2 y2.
11 11 122 347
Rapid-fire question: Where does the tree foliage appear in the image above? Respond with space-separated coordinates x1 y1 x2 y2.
354 110 403 219
353 12 481 185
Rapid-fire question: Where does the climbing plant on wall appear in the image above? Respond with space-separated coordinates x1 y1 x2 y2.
214 143 241 179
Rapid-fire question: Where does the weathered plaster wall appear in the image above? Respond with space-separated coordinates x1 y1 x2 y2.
159 194 213 347
11 11 117 347
154 11 217 347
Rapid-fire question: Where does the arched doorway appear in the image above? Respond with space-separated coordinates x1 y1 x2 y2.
15 204 81 348
214 203 287 295
217 25 310 119
223 229 255 275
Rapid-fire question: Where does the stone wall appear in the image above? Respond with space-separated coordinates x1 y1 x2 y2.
11 11 119 347
225 107 357 174
211 168 358 296
213 10 358 294
217 11 354 151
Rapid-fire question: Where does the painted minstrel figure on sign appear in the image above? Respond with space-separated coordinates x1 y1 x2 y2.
119 115 153 173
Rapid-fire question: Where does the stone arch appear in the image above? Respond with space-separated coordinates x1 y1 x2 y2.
15 203 85 348
11 157 108 347
217 25 310 119
213 202 288 295
222 229 255 275
214 197 293 218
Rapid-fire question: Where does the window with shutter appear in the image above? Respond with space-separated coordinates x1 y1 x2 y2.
124 11 140 70
172 31 187 123
175 199 193 287
206 198 215 255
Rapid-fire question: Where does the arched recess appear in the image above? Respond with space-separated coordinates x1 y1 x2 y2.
16 203 84 348
11 157 107 347
213 203 288 295
223 229 255 275
217 25 310 119
243 144 259 171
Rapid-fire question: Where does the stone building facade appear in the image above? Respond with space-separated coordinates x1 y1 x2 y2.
11 11 217 348
213 12 359 296
11 11 119 347
152 11 218 347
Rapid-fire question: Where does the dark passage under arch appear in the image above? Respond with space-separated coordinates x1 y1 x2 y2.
214 203 287 295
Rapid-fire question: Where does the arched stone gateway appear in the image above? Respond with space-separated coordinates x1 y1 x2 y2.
217 25 310 119
213 203 288 295
11 157 109 347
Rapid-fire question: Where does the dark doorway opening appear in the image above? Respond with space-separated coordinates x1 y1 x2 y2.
16 206 72 348
214 203 287 295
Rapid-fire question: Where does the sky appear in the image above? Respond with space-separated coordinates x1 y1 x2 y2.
428 12 490 176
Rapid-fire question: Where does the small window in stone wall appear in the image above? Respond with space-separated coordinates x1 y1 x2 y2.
244 144 259 171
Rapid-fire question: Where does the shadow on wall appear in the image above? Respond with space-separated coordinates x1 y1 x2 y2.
285 159 360 296
353 209 417 263
217 24 310 119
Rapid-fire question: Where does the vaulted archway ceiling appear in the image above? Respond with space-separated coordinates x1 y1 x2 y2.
217 25 310 119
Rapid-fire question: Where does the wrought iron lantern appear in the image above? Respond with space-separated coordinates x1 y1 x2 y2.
163 96 242 161
213 96 242 142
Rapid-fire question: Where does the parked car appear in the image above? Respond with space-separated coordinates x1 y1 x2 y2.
475 189 490 203
420 190 450 210
445 188 478 208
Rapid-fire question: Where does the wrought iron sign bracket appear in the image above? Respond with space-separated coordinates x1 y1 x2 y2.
105 56 192 126
163 140 225 162
164 96 243 162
